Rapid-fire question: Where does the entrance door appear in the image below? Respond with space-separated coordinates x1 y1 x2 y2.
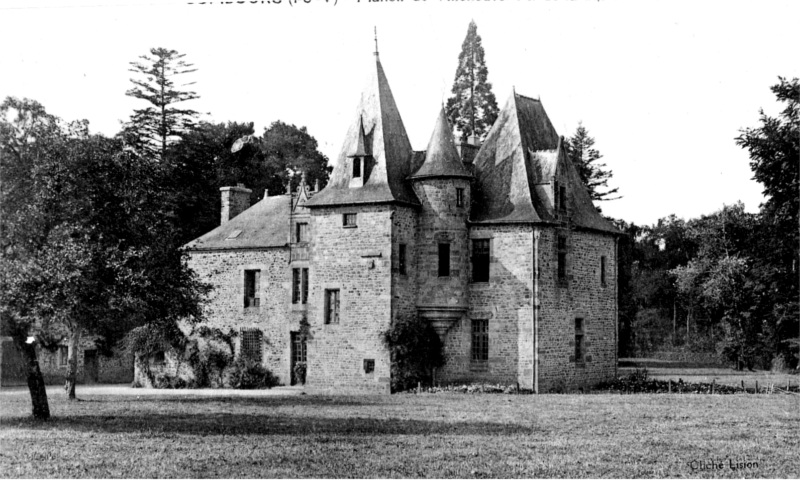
290 332 307 386
83 350 99 384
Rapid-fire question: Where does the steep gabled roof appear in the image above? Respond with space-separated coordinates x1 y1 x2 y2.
306 57 419 207
409 107 471 180
471 91 618 234
184 195 291 251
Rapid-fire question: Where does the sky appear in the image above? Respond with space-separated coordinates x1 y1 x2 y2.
1 0 797 226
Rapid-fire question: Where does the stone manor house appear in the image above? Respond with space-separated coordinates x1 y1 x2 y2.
182 50 620 393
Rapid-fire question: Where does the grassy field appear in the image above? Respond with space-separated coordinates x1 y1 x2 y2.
1 387 798 478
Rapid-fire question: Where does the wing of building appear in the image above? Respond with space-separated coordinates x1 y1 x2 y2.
167 49 621 393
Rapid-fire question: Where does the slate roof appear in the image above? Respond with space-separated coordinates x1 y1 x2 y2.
184 195 291 251
306 56 419 207
471 91 618 234
409 107 471 180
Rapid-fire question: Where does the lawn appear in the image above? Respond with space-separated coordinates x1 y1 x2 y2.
1 387 798 478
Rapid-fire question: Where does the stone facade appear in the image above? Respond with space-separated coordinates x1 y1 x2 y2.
179 52 619 393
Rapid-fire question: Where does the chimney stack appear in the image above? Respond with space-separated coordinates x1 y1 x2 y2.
456 134 481 166
220 183 252 225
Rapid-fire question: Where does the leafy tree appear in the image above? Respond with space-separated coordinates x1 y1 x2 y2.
122 48 199 160
168 120 330 244
445 21 499 142
1 97 208 413
566 123 620 206
735 77 799 367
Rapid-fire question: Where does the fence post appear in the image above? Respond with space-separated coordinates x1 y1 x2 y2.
755 381 759 394
741 380 745 393
417 381 421 394
668 380 672 393
711 379 715 395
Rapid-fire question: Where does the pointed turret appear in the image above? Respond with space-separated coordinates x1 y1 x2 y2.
306 53 418 207
470 91 617 234
409 107 471 180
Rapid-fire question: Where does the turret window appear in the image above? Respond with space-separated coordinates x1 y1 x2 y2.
353 157 362 178
456 188 464 207
438 243 450 277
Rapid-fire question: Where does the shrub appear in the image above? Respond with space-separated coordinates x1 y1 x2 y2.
228 359 279 389
293 361 307 385
382 314 444 392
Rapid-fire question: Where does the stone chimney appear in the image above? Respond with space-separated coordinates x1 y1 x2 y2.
456 134 481 166
220 183 252 225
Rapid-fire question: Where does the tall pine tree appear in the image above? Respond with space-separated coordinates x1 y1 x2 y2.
122 48 199 160
445 21 499 142
566 123 620 207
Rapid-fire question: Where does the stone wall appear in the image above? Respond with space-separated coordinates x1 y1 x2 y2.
306 205 394 393
181 248 295 385
536 228 617 391
439 224 533 386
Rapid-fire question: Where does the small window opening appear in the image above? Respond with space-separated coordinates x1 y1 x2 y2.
292 268 310 304
471 319 489 363
471 239 490 282
295 222 308 243
324 289 340 324
557 236 567 282
574 318 585 362
244 269 261 307
343 213 357 227
438 243 450 277
398 244 407 275
363 359 375 374
559 185 567 212
57 345 69 367
240 328 263 364
600 256 607 286
353 157 362 178
150 350 166 367
456 187 464 207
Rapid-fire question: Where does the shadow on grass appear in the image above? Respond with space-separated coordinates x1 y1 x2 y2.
2 412 538 437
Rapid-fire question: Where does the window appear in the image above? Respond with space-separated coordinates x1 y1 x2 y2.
456 187 464 207
292 268 309 304
244 269 261 307
295 222 308 243
363 359 375 374
559 185 567 212
343 213 357 227
353 157 362 178
324 289 340 324
574 318 585 362
553 180 559 210
471 319 489 363
240 328 263 363
149 351 166 367
398 244 407 275
557 236 567 282
471 239 490 282
600 256 607 286
438 243 450 277
57 346 68 366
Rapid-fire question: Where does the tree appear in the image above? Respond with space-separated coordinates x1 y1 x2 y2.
168 120 331 244
445 21 499 142
1 97 208 412
735 77 799 367
566 123 620 206
122 48 199 160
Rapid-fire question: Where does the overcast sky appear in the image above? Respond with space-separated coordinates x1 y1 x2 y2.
1 0 797 226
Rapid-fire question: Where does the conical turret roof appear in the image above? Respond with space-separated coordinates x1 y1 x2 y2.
470 91 618 234
409 107 471 180
306 56 419 207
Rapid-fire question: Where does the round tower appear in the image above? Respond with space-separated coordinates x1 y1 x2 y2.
409 107 473 339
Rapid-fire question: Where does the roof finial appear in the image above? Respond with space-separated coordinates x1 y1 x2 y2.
374 26 379 58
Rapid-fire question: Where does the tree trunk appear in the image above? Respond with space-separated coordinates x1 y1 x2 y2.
65 326 81 400
13 336 50 420
672 300 677 346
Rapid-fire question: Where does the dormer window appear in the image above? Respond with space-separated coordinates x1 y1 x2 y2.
353 157 362 178
553 180 559 210
559 185 567 212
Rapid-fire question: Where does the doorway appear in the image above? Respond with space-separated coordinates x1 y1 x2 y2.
83 350 99 384
290 332 307 386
